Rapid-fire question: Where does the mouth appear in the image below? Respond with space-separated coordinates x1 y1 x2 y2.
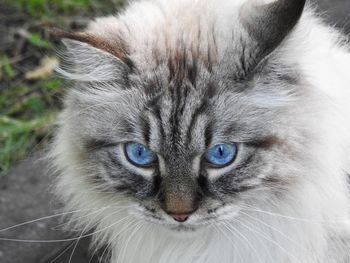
168 224 198 232
138 207 225 231
140 212 207 232
136 203 240 232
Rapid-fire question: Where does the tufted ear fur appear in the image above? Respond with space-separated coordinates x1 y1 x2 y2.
240 0 306 73
51 28 133 83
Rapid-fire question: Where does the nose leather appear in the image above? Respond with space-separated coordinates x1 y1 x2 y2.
158 165 203 222
169 213 190 222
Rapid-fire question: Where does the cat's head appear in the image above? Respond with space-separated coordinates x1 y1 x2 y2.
53 0 312 232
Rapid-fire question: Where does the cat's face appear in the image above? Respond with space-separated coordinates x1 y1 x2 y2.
54 0 307 232
60 59 302 232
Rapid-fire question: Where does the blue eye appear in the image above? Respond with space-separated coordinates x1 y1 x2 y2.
125 143 157 167
205 143 237 167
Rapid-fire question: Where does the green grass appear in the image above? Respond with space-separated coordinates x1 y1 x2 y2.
28 33 51 49
0 0 126 175
0 79 63 175
9 0 125 18
0 115 55 174
1 56 17 80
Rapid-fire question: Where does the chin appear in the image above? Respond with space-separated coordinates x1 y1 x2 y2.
167 223 200 232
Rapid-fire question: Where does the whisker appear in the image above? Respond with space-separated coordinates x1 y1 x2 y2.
49 241 76 263
221 222 266 263
0 208 131 243
52 206 115 231
213 224 244 262
99 220 132 262
233 217 302 263
99 219 138 263
54 204 133 231
239 210 304 250
0 208 101 233
118 222 143 263
240 204 350 224
68 207 109 263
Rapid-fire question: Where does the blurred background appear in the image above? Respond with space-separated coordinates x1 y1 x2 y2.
0 0 126 176
0 0 349 262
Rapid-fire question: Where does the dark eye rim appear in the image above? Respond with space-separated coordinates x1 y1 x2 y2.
203 143 238 168
124 142 158 168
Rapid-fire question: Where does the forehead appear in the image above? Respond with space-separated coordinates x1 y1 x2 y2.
69 54 295 155
140 72 208 153
138 71 277 157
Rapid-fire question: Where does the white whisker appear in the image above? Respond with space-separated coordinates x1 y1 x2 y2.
233 217 302 263
221 221 266 263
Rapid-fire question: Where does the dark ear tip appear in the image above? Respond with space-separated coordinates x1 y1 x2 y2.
298 0 307 7
287 0 307 14
239 0 307 76
48 27 67 38
278 0 306 17
299 0 307 15
48 28 90 47
48 27 76 40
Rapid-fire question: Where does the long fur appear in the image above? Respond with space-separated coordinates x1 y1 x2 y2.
51 0 350 262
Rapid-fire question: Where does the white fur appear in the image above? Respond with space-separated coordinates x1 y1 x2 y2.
52 0 350 262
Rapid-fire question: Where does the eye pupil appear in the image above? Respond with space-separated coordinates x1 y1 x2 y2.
218 146 224 156
137 146 143 156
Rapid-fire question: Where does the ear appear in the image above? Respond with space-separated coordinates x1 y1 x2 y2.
240 0 306 71
51 28 133 82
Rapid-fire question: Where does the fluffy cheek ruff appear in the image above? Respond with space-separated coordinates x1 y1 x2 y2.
50 81 350 263
50 129 329 263
51 93 320 224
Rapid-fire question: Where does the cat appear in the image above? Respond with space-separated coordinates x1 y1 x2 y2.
51 0 350 262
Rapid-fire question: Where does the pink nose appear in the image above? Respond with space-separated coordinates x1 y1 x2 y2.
169 213 190 222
